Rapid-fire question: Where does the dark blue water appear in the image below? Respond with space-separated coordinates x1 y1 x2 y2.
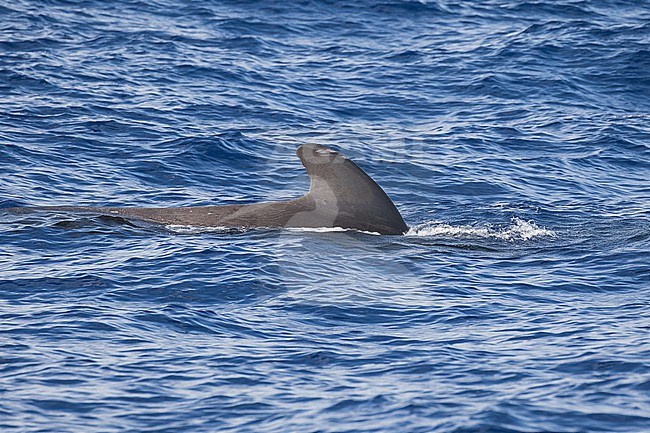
2 1 649 431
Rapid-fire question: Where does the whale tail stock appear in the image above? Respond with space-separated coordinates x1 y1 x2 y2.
6 144 409 235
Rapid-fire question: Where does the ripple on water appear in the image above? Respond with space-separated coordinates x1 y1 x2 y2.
1 0 650 432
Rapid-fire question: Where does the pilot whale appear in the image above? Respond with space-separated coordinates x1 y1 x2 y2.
8 144 408 235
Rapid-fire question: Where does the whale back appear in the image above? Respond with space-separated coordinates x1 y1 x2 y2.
293 144 408 235
6 144 409 235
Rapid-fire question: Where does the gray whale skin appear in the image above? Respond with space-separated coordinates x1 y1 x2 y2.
9 144 409 235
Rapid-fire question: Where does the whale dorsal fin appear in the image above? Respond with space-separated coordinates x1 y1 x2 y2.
295 144 408 235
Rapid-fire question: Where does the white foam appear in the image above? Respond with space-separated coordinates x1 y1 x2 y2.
286 227 381 235
166 220 554 240
407 217 556 241
286 226 348 233
164 225 382 235
165 225 234 234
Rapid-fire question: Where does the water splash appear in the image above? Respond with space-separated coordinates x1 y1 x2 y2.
407 217 556 241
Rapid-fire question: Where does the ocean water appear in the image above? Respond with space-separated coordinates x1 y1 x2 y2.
1 0 649 431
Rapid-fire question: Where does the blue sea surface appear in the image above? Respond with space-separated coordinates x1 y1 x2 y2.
1 1 649 431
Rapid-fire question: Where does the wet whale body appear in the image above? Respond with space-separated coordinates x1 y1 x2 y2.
9 144 409 235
